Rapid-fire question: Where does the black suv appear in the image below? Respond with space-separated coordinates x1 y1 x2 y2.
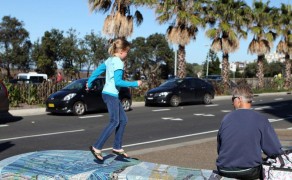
46 78 132 115
145 77 215 107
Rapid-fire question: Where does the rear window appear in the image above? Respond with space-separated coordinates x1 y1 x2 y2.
160 79 183 88
63 80 85 90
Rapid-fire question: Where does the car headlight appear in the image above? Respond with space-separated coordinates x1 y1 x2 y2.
63 93 76 101
155 92 170 97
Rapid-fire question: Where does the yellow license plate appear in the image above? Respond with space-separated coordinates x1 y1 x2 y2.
48 103 55 108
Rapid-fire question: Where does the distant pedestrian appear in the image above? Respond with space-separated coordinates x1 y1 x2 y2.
56 72 63 83
87 38 142 161
216 85 283 179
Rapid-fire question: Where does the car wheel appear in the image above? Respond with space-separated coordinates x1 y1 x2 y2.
73 101 86 115
121 98 131 111
170 95 180 107
203 93 212 105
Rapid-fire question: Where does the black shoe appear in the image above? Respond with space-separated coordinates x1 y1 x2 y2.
89 146 103 161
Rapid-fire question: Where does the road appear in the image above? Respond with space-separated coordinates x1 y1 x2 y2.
1 93 291 160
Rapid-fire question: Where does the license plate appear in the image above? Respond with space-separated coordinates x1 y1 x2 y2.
147 97 153 100
48 103 55 108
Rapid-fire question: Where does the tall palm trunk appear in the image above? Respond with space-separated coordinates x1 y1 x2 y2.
284 54 291 89
177 45 186 78
257 55 265 88
222 53 229 94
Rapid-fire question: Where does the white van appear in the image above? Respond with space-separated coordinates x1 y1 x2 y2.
17 72 48 84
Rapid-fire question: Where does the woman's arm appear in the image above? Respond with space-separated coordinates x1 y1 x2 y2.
87 63 106 89
114 69 138 87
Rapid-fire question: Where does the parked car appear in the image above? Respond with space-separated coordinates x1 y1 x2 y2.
205 75 222 82
145 77 215 107
0 81 9 113
46 78 132 115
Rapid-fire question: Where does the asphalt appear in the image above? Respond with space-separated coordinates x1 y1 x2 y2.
5 92 292 170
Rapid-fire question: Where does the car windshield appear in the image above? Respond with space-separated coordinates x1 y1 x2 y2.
63 80 85 90
159 79 183 88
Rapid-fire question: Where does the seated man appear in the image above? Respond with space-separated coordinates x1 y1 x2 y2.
216 85 283 179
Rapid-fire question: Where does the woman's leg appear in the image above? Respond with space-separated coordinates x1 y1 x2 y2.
113 101 128 150
93 94 120 150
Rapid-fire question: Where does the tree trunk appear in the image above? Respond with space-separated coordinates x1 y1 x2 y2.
177 45 186 78
222 53 229 94
257 55 265 88
284 54 291 89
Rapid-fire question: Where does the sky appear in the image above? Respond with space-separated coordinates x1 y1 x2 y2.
0 0 291 65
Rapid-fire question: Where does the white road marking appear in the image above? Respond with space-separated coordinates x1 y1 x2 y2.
221 110 232 113
152 109 170 112
254 106 271 110
205 104 218 107
0 125 9 127
102 129 219 150
194 113 215 117
288 127 292 130
274 98 283 101
79 115 104 119
0 129 85 142
269 119 284 122
162 117 183 121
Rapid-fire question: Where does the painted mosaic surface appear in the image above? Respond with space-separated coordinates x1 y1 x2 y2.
0 150 233 180
0 150 139 180
115 161 226 180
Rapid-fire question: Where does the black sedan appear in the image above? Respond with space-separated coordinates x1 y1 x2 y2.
46 78 132 115
145 77 215 107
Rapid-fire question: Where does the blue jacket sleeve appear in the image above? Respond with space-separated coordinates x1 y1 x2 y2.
87 63 106 89
261 122 283 157
114 70 138 87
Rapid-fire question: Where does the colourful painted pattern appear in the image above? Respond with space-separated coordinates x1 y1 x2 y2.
0 150 139 179
114 162 226 180
0 150 233 179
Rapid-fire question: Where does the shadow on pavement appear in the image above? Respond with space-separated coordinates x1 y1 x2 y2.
0 141 15 153
0 112 23 124
253 99 292 124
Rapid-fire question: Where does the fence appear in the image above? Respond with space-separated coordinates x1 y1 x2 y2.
4 77 290 107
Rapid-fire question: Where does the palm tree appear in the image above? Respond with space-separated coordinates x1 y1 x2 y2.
88 0 144 78
154 0 205 78
88 0 143 38
275 3 292 89
247 0 278 88
205 0 250 93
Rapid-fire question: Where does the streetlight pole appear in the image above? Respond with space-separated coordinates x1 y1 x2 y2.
205 45 210 78
206 53 209 78
174 50 177 77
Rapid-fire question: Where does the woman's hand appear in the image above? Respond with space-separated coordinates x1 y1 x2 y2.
137 80 143 86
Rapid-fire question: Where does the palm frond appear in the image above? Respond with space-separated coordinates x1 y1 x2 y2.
205 28 218 39
134 10 143 26
211 38 222 52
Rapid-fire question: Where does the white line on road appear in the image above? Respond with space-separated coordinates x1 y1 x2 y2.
162 117 183 121
79 115 104 119
288 127 292 130
193 113 215 117
0 125 9 128
0 129 85 142
221 110 232 113
205 104 218 107
254 106 271 110
102 130 219 151
274 98 284 101
269 119 284 122
152 109 170 112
